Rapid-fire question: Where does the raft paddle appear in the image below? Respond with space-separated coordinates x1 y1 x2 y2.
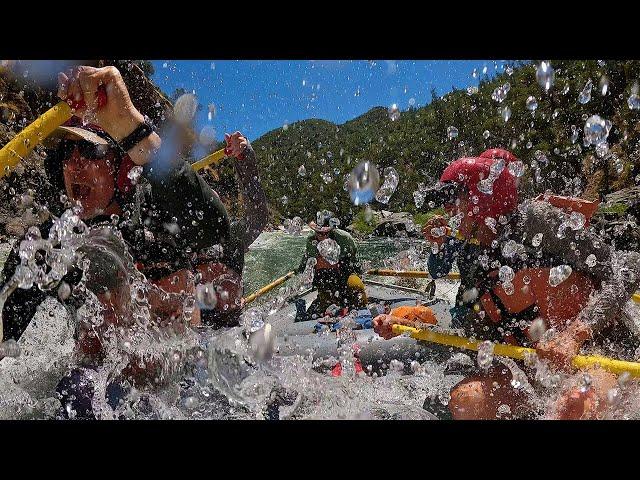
0 101 73 179
0 92 227 180
368 270 640 304
243 271 296 305
363 278 432 295
392 324 640 378
191 148 227 171
366 269 461 280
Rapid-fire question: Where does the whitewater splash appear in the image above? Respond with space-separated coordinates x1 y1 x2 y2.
1 220 640 420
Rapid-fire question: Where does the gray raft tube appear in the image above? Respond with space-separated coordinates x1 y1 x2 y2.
274 320 455 375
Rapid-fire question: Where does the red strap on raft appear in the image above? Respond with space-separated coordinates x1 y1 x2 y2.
330 359 364 377
331 344 364 377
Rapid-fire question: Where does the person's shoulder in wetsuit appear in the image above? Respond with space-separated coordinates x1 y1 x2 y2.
330 228 362 274
511 198 640 362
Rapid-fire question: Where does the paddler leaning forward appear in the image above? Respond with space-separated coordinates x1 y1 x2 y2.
0 65 267 418
373 148 640 419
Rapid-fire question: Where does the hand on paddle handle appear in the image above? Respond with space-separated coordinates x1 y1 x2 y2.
57 65 145 143
422 216 449 248
536 322 590 372
224 131 249 160
373 314 416 340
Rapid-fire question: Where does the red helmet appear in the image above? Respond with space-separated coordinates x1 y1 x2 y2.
439 149 519 220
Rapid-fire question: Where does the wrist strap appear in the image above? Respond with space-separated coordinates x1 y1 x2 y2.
119 116 155 153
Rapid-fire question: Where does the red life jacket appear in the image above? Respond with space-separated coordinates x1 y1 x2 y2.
480 267 596 327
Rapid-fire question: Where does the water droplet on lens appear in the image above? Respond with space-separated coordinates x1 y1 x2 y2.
567 211 586 230
57 281 71 301
499 265 515 283
477 341 494 369
508 161 525 178
347 161 380 205
174 93 199 125
502 106 511 122
492 85 508 103
388 103 400 122
578 79 593 104
548 265 572 287
599 76 609 96
317 238 341 265
529 318 546 342
584 115 611 146
127 165 144 184
536 61 555 91
375 167 399 204
532 232 543 247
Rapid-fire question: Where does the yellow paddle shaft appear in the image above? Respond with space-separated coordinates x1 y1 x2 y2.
368 270 640 303
243 271 295 305
444 226 481 245
191 148 226 171
0 101 72 179
392 324 640 378
366 269 461 280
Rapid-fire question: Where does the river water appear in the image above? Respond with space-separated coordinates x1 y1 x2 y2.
243 229 422 293
0 230 457 420
1 229 640 421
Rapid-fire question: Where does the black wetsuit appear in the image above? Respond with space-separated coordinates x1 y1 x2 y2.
1 154 234 341
295 228 365 320
1 136 269 419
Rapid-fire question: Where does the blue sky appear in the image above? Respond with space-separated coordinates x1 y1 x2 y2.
151 60 513 143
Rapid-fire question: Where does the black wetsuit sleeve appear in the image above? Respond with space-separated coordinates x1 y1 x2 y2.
0 244 49 341
222 221 247 274
145 160 231 253
234 142 268 249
